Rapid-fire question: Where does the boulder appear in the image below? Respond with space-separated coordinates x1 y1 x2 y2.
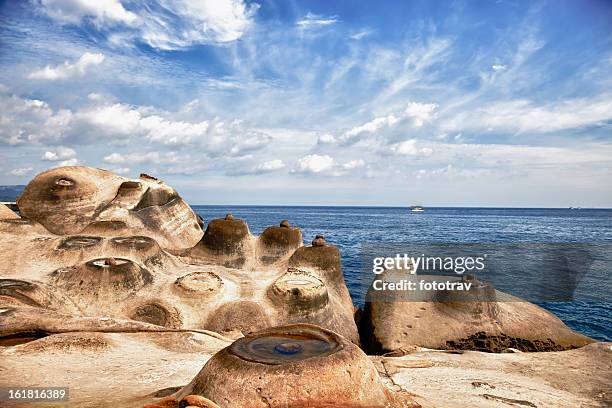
173 324 418 408
361 271 594 353
17 166 203 251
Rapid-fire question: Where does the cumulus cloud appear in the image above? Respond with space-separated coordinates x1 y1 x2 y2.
293 154 335 174
296 12 339 29
0 92 272 159
0 93 71 145
34 0 137 25
292 154 365 176
28 52 105 80
340 102 438 144
383 140 433 157
9 167 33 176
41 146 76 161
253 159 285 172
35 0 258 50
316 133 337 145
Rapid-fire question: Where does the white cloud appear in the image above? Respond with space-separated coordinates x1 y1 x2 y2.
317 133 337 145
350 30 373 40
254 159 285 172
442 97 612 134
35 0 258 50
341 159 365 170
28 52 105 80
292 155 365 176
41 146 76 161
293 154 336 174
384 139 433 157
58 158 80 166
34 0 138 25
9 167 33 176
492 64 507 72
110 167 130 175
103 151 184 165
403 102 438 127
296 12 339 29
341 102 438 144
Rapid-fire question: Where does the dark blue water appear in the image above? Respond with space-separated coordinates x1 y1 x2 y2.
192 206 612 342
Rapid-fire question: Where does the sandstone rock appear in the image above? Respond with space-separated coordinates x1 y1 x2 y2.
173 324 417 408
0 203 19 219
361 272 594 354
17 166 203 251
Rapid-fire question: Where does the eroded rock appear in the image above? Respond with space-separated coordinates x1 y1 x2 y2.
361 272 594 354
171 324 418 408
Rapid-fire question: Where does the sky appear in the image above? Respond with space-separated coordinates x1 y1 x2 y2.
0 0 611 207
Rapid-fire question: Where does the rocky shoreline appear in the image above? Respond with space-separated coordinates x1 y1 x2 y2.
0 166 609 407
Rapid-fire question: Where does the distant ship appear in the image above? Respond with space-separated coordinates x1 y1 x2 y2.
410 206 425 213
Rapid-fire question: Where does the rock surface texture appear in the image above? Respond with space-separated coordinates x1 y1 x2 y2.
0 166 609 408
361 270 594 354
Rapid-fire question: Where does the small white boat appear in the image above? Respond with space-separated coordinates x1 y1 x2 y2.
410 206 425 213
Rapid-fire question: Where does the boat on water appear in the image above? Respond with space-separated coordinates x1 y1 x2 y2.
410 206 425 213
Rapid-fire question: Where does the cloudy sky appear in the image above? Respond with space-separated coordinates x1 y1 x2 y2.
1 0 611 207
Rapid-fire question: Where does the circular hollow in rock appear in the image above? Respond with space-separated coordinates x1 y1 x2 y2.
57 235 103 250
230 324 341 365
178 324 396 408
267 268 328 312
175 272 223 295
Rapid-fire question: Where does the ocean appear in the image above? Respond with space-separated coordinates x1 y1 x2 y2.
192 206 611 342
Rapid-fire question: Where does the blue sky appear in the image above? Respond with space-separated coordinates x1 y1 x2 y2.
0 0 611 206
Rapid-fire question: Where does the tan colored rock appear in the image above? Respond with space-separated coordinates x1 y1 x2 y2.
17 166 125 235
173 324 417 408
0 203 19 219
17 166 203 251
361 272 594 353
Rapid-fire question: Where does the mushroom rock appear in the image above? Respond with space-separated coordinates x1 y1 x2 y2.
258 221 303 263
17 166 124 235
360 273 595 354
16 166 203 251
0 203 19 219
200 217 250 254
265 268 358 343
175 324 417 408
187 217 251 268
286 243 359 343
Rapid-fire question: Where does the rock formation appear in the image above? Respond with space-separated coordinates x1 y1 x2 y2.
17 167 203 251
360 271 594 353
164 324 417 408
1 166 359 343
0 165 608 408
